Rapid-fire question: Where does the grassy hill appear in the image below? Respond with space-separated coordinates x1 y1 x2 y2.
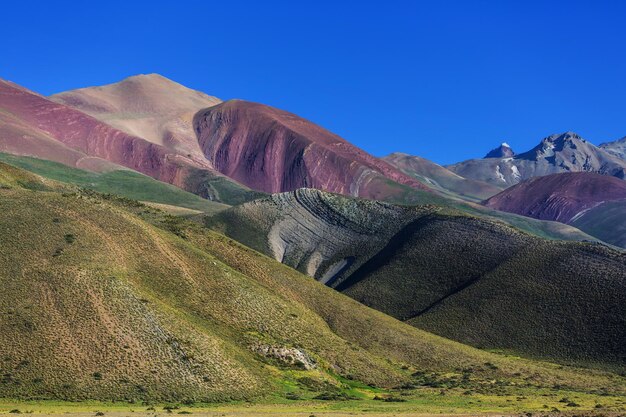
206 189 626 371
1 163 625 407
0 153 230 214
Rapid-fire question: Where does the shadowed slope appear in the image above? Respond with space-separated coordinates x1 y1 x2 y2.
206 189 626 370
193 100 431 201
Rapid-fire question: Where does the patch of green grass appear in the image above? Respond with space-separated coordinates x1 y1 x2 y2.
0 153 227 213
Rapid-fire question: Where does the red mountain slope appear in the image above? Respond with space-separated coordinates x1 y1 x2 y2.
50 74 221 166
0 78 251 201
193 100 430 199
483 172 626 223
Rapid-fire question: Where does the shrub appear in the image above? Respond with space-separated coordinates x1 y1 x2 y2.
285 392 301 400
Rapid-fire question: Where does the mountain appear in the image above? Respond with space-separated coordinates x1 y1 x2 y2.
483 172 626 223
193 100 432 201
50 74 221 166
448 132 626 188
383 152 502 201
570 199 626 249
600 136 626 160
484 142 515 158
0 78 260 205
484 172 626 248
206 188 626 369
4 162 623 403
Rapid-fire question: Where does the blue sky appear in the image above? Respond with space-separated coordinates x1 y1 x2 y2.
1 0 625 165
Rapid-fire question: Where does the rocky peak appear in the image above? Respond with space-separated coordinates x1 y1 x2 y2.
484 142 515 158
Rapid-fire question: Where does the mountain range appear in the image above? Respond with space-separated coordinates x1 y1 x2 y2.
448 132 626 188
0 74 625 407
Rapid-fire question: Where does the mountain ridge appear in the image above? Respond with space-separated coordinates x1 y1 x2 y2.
0 77 260 205
448 132 626 187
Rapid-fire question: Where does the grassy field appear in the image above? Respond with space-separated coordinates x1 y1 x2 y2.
1 382 625 416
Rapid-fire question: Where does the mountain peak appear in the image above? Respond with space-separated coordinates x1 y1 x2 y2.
543 131 585 144
124 73 173 82
484 142 515 158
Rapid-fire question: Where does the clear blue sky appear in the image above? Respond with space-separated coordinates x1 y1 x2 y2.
2 0 625 165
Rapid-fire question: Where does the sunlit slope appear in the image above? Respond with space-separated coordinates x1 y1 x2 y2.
0 153 229 214
1 166 624 402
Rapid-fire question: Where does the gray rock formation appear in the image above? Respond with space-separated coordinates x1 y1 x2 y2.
448 132 626 188
600 136 626 161
484 142 515 158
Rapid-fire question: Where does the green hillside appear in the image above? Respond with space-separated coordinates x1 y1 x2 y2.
1 163 625 408
0 153 230 214
206 189 626 371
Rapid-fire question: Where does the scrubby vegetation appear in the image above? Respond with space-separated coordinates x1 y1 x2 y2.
205 189 626 371
0 163 624 408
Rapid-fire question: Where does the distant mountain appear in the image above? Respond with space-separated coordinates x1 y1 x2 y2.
484 172 626 248
0 78 260 205
206 188 626 369
383 152 502 201
193 100 431 201
484 142 515 158
600 136 626 160
448 132 626 188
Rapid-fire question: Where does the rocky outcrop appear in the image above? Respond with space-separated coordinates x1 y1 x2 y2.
206 188 428 285
448 132 626 188
251 344 316 370
193 100 430 200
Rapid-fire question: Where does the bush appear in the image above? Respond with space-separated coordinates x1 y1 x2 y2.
373 395 407 402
